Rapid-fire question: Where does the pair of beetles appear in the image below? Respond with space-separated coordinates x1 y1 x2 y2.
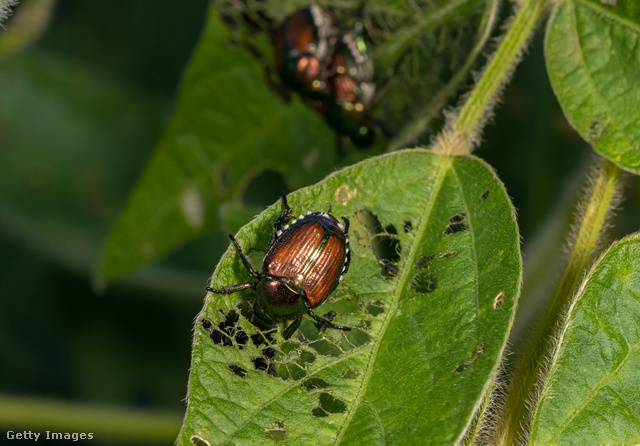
272 6 376 148
208 194 352 340
210 6 371 338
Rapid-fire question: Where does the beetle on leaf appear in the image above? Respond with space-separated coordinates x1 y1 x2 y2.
207 193 351 339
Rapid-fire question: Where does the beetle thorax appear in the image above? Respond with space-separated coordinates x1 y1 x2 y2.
255 278 306 320
283 274 305 294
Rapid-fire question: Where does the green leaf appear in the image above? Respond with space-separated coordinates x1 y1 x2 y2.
99 0 494 282
529 232 640 445
98 6 337 282
177 150 521 445
545 0 640 173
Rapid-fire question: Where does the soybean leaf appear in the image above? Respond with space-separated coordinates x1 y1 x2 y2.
529 233 640 445
545 0 640 173
177 150 521 445
98 6 336 282
226 0 496 148
99 0 496 282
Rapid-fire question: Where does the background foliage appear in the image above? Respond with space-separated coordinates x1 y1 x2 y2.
1 0 639 445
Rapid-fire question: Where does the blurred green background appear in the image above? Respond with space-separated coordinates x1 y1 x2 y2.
2 0 640 444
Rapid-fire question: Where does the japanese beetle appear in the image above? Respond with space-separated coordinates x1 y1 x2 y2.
207 194 351 339
323 23 376 148
272 6 337 99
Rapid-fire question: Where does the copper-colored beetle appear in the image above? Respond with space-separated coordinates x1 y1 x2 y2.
272 6 337 100
207 194 351 339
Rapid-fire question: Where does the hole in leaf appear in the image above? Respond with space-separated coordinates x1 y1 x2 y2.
288 363 306 380
354 209 402 279
452 341 485 376
318 393 347 414
312 407 328 418
210 329 233 347
404 220 413 232
238 301 276 333
411 272 438 295
274 362 306 380
201 319 212 331
279 341 298 355
262 347 276 360
340 328 371 349
444 213 468 235
309 339 343 357
365 300 384 316
302 377 331 391
414 255 434 270
252 356 270 372
341 368 359 379
493 291 505 309
480 189 490 202
588 114 608 141
266 421 286 442
251 331 276 347
237 301 277 347
205 310 246 348
235 330 249 347
190 435 211 446
227 364 248 378
298 350 316 365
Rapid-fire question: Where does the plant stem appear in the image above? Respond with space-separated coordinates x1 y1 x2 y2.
494 158 622 445
453 0 546 151
0 0 55 58
0 395 182 442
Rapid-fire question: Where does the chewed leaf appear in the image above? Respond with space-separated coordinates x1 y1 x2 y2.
530 233 640 445
97 6 335 282
177 150 521 445
545 0 640 173
98 0 497 282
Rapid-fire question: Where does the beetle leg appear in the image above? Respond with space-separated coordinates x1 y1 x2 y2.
253 303 277 326
282 317 302 339
341 217 350 235
228 234 260 279
303 300 351 332
315 310 336 333
206 282 256 294
272 192 293 240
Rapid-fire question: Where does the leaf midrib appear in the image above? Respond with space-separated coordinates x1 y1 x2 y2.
333 155 453 444
547 340 640 442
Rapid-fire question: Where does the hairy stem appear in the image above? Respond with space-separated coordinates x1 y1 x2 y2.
494 158 622 445
452 0 547 153
0 395 182 442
